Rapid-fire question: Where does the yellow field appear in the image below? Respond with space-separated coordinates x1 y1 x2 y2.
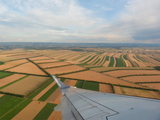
0 74 26 87
122 75 160 82
60 70 145 88
39 62 71 68
140 83 160 90
0 48 160 120
120 87 156 98
12 101 46 120
104 70 160 77
34 59 58 63
45 65 85 74
99 84 113 93
1 76 49 95
0 59 28 70
7 62 46 75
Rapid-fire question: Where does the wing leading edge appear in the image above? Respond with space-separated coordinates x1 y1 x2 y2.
52 75 160 120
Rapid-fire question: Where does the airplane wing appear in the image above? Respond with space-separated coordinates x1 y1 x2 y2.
52 75 160 120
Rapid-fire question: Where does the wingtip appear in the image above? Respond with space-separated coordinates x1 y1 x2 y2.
51 75 70 89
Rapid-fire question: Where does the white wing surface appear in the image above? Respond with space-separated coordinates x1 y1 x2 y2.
52 75 160 120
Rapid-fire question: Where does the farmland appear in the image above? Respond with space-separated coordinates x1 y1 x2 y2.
0 46 160 120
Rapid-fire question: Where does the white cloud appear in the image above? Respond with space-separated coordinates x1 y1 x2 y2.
0 0 160 43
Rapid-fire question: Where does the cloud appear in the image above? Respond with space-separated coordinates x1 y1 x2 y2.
0 0 159 43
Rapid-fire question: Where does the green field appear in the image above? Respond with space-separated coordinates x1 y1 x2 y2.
108 57 114 67
1 99 32 120
0 62 4 65
75 80 85 88
105 56 109 61
28 79 53 99
38 84 58 101
83 81 99 91
116 57 126 67
85 55 97 63
33 103 56 120
0 72 13 79
0 95 24 117
93 58 101 65
80 56 91 62
123 55 127 60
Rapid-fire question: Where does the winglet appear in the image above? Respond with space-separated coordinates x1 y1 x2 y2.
51 75 70 95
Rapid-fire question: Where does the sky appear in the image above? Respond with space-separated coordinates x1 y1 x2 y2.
0 0 160 43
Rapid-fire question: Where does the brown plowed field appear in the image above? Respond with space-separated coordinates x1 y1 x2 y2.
140 83 160 90
7 62 46 75
0 74 26 87
45 65 85 74
0 59 28 70
122 75 160 82
39 62 71 68
29 56 51 60
113 86 122 94
104 70 160 77
60 71 144 88
47 111 62 120
120 87 156 98
99 84 113 93
12 101 46 120
1 76 49 95
34 59 58 63
33 82 56 100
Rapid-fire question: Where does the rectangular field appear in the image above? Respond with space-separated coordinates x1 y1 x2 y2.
122 75 160 83
1 99 32 120
33 103 56 120
34 59 58 63
45 65 85 74
99 84 113 93
0 59 28 70
83 81 99 91
120 87 156 98
39 62 71 68
0 74 26 87
0 76 49 96
47 111 62 120
29 56 51 60
0 72 13 79
12 101 46 120
104 70 160 77
60 71 145 88
91 67 155 72
0 95 24 117
7 62 46 75
140 83 160 90
0 55 18 62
